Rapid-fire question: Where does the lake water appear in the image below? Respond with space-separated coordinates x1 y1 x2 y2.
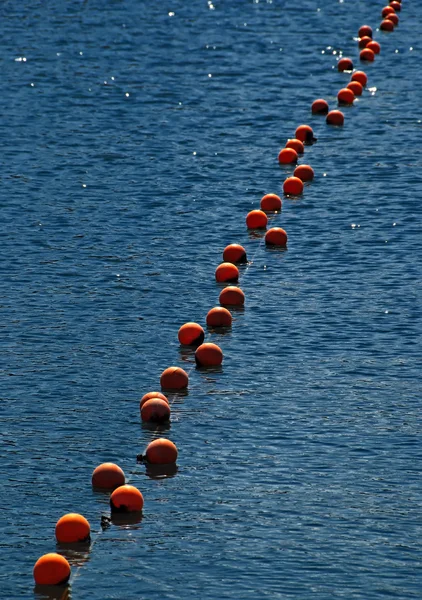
1 0 421 598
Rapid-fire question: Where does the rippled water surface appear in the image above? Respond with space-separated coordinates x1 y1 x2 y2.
1 1 421 598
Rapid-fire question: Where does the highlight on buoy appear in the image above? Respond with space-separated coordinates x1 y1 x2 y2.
110 484 144 513
246 209 268 229
92 462 126 489
265 227 288 247
55 513 90 544
358 25 373 38
380 19 394 31
178 322 205 346
160 366 189 390
360 48 375 61
33 553 71 586
311 98 329 114
219 286 245 306
260 193 282 212
206 306 232 327
337 88 355 105
294 164 314 182
140 391 169 410
285 139 304 154
223 243 247 264
347 81 363 96
195 342 223 367
278 147 298 164
295 124 316 144
351 70 368 86
367 41 381 54
141 398 171 423
145 438 178 465
337 57 353 72
283 176 303 196
215 262 240 283
326 110 345 126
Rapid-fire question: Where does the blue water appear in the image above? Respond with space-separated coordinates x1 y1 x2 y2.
1 0 421 598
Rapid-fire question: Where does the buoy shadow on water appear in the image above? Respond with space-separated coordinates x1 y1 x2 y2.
195 364 223 374
110 512 143 528
178 347 196 363
247 230 266 240
55 544 90 568
34 584 71 600
144 463 179 479
141 420 171 433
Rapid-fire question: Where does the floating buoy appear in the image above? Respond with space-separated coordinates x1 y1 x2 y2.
141 398 171 423
360 48 375 61
367 40 381 54
337 57 353 72
337 88 355 105
206 306 232 327
246 209 268 229
260 193 282 212
215 262 239 283
223 243 247 263
92 463 126 489
219 286 245 306
285 139 304 154
358 36 372 49
311 98 329 114
140 391 169 410
386 12 399 25
178 322 205 346
351 70 368 86
380 19 394 31
326 110 344 126
55 513 90 544
265 227 288 247
110 484 144 513
145 438 178 464
33 553 71 586
283 177 303 196
195 342 223 367
294 164 314 181
278 147 298 164
358 25 373 38
160 366 189 390
382 5 395 17
295 124 316 144
390 1 401 11
347 81 363 96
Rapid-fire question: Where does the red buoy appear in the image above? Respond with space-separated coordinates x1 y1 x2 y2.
206 306 232 327
326 110 344 126
160 366 189 390
390 1 401 12
140 391 169 410
223 244 247 264
278 147 298 164
358 25 373 38
347 81 363 96
145 438 178 464
92 463 126 489
285 138 304 154
283 177 303 196
337 88 355 105
386 12 399 25
178 322 205 346
141 398 171 423
338 57 353 72
358 36 372 49
380 19 394 31
382 5 395 17
311 99 329 114
294 164 314 182
215 262 239 283
260 193 282 212
265 227 288 247
351 71 368 86
219 286 245 306
295 125 316 144
246 209 268 229
55 513 90 544
360 48 375 61
367 41 381 54
33 554 71 586
110 484 144 512
195 342 223 367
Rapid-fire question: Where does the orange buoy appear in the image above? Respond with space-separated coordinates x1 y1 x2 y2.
265 227 288 247
92 463 126 489
141 398 171 422
386 12 399 25
295 124 316 144
206 306 232 327
347 81 363 96
219 286 245 306
283 177 303 196
380 19 394 31
215 262 239 283
311 98 329 114
337 57 353 72
390 1 401 11
358 25 373 38
246 209 268 229
351 70 368 86
360 48 375 61
285 139 304 154
55 513 90 544
160 366 189 390
278 147 298 164
223 243 247 264
33 553 71 586
358 36 372 49
110 484 144 512
145 438 178 464
140 391 169 410
326 110 344 126
294 164 314 182
195 342 223 367
367 41 381 54
337 88 355 105
178 322 205 346
260 193 282 212
382 5 395 17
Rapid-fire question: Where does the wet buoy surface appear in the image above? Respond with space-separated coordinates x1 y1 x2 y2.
160 366 189 390
337 88 355 105
223 243 247 264
92 463 126 489
55 513 90 544
294 164 314 182
360 48 375 62
265 227 288 247
215 262 239 283
311 99 329 114
260 193 282 212
295 125 316 144
367 41 381 54
246 209 268 229
278 147 298 164
110 484 144 512
351 70 368 86
358 25 373 38
140 391 169 410
326 110 345 126
33 553 71 586
141 398 171 422
285 139 304 154
219 286 245 306
386 12 399 25
338 57 353 71
380 19 394 31
178 322 205 346
195 342 223 367
145 438 178 464
347 81 363 96
283 177 303 196
206 306 232 327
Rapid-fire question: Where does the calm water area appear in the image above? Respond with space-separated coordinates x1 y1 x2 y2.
1 0 421 598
